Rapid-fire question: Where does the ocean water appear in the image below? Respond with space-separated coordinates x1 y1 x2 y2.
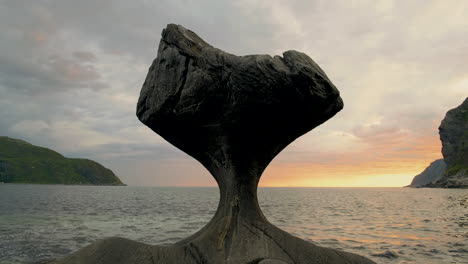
0 185 466 264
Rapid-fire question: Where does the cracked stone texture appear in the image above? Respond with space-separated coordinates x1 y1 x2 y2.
52 24 375 264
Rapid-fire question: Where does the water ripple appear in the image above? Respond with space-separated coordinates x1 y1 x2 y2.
0 185 466 264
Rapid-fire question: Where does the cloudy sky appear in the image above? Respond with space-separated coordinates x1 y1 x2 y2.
1 0 466 187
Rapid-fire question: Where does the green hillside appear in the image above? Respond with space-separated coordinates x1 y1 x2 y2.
0 136 125 185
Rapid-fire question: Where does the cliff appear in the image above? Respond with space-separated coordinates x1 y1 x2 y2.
431 98 468 188
0 136 124 185
410 98 468 188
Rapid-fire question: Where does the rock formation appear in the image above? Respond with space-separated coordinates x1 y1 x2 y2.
409 98 468 188
53 24 375 263
429 98 468 188
407 159 446 187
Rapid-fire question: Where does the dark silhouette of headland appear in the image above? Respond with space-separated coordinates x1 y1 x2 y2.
408 98 468 188
51 24 375 264
0 136 124 186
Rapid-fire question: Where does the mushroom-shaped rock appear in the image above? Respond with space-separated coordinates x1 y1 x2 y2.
137 24 344 219
54 24 375 264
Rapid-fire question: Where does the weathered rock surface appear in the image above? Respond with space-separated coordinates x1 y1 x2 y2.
53 24 375 263
440 98 468 167
408 159 446 187
426 98 468 188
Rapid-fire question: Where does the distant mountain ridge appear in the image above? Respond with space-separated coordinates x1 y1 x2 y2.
0 136 124 185
408 159 446 187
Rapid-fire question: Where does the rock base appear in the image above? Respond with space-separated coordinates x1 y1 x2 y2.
52 219 374 264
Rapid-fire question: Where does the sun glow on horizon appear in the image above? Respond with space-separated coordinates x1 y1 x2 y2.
255 124 444 188
258 159 440 187
259 173 418 187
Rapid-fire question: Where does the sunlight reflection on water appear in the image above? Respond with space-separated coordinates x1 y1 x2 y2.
0 185 466 263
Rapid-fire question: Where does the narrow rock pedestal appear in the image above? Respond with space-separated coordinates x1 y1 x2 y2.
54 24 375 264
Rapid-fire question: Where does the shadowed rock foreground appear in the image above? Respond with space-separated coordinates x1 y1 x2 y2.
53 24 375 264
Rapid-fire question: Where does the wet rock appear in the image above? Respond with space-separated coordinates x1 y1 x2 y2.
257 259 289 264
34 259 58 264
53 24 375 264
370 250 399 259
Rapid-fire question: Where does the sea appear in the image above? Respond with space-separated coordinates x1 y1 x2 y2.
0 185 467 264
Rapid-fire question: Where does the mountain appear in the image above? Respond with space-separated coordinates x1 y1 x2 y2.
409 98 468 188
0 136 125 185
408 159 446 187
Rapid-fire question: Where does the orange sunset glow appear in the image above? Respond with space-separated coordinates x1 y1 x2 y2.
260 128 443 187
1 1 466 188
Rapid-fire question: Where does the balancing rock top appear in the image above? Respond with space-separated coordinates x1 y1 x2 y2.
137 24 343 179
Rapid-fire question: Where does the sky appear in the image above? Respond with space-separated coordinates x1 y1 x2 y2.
0 0 467 187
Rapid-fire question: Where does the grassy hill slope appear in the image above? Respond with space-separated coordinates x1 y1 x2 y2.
0 136 124 185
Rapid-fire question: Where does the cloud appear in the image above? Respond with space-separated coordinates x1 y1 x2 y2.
72 51 97 62
0 0 466 186
10 120 50 135
351 124 407 144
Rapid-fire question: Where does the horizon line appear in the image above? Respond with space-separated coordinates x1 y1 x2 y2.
125 185 407 188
